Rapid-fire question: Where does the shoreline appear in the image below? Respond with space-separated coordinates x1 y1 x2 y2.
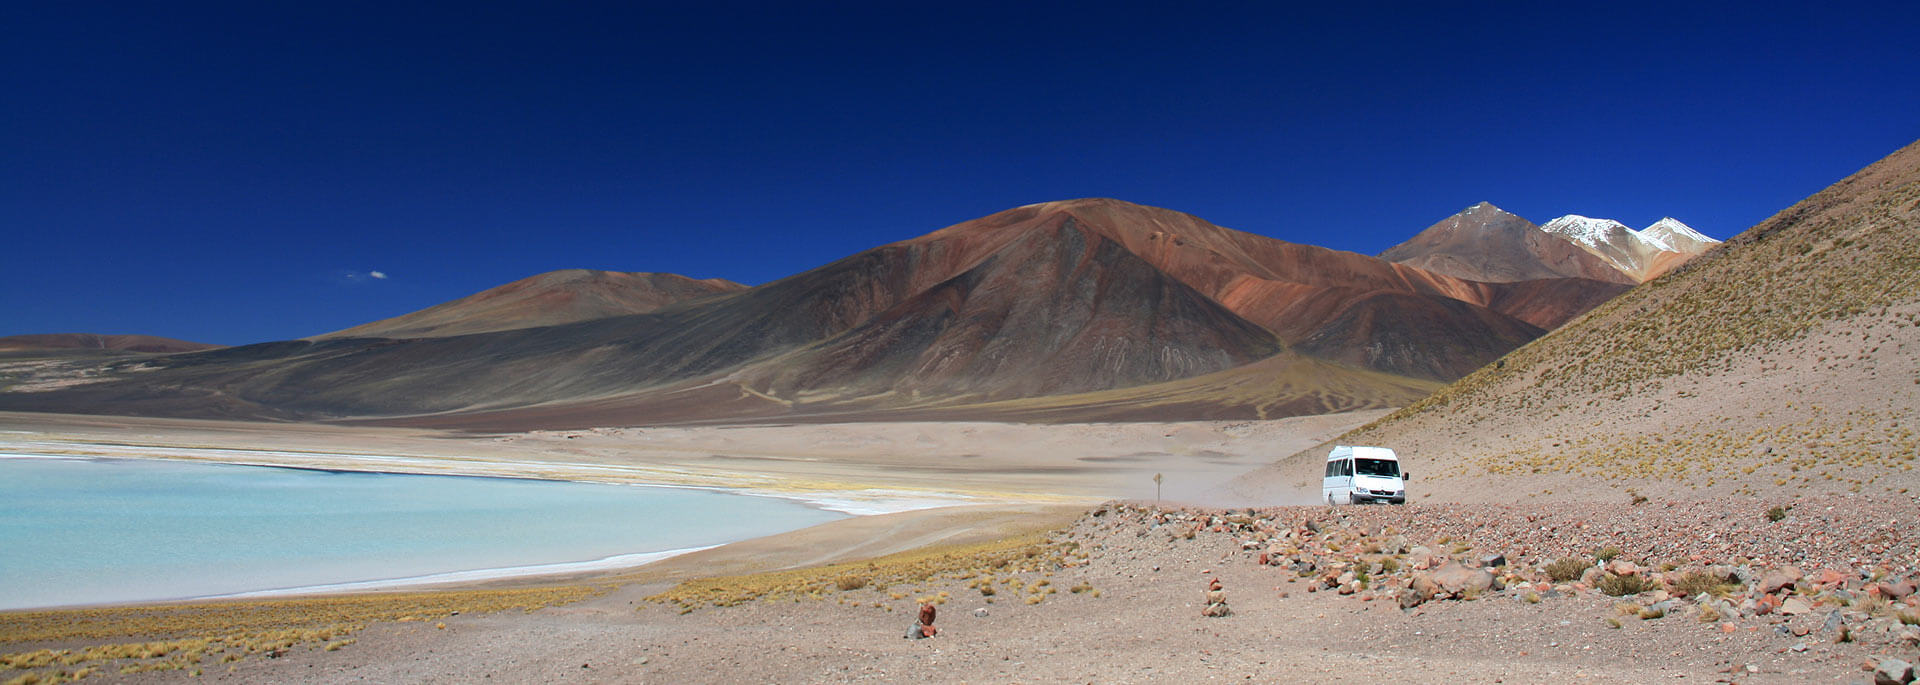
0 449 1062 612
0 410 1380 615
199 544 725 601
0 443 1046 513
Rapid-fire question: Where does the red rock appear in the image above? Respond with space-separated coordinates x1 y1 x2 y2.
1873 580 1916 600
1815 568 1850 587
1759 566 1804 594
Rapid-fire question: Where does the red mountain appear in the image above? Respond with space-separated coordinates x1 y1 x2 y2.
1380 202 1632 284
0 199 1628 427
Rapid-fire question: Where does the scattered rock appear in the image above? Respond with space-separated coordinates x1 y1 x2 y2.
973 608 988 618
1480 553 1507 568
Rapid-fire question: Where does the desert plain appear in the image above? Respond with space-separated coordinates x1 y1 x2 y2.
3 406 1917 685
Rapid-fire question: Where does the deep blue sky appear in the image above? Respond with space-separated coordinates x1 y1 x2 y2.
5 2 1917 345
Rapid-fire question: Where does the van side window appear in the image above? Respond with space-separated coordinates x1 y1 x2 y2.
1325 461 1335 477
1343 460 1353 476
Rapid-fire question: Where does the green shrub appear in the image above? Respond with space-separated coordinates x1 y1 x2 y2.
1672 570 1737 598
1545 558 1589 583
1597 573 1657 596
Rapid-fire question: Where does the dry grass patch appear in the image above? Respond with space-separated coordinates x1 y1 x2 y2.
647 532 1074 612
0 585 599 682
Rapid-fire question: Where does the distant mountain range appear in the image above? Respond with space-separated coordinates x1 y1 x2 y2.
1239 137 1920 503
1380 202 1720 284
317 270 747 339
0 333 221 355
0 198 1676 427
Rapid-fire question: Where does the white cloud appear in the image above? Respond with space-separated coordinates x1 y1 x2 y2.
336 270 391 284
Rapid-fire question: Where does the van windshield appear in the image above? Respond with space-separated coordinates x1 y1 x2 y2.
1355 458 1400 477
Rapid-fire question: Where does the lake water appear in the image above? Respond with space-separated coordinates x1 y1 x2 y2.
0 456 847 610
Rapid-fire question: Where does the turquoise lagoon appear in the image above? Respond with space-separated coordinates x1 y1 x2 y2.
0 456 847 610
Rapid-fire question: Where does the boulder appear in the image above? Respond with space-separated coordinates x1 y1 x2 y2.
1874 579 1917 600
1779 597 1813 616
1407 546 1436 570
1760 566 1804 594
1400 577 1436 609
1426 562 1494 598
1606 560 1641 577
1873 657 1915 685
1814 568 1851 588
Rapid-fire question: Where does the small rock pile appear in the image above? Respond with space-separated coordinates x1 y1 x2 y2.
904 603 938 639
1201 578 1230 617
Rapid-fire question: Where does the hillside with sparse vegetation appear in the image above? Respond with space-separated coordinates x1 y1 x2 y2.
1239 138 1920 503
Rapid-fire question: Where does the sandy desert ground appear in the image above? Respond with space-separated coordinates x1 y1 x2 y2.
3 411 1917 684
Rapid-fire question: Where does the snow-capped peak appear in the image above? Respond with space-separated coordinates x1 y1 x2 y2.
1641 217 1718 250
1541 214 1632 250
1453 201 1509 218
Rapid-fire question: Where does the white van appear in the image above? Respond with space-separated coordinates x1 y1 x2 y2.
1322 445 1408 505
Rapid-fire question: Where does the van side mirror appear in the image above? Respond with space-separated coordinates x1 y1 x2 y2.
1403 472 1411 481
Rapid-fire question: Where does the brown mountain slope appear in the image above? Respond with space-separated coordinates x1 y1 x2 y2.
317 270 747 339
1007 199 1625 379
1233 138 1920 504
744 217 1280 401
1380 202 1633 284
0 198 1626 426
0 334 220 354
0 204 1277 423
